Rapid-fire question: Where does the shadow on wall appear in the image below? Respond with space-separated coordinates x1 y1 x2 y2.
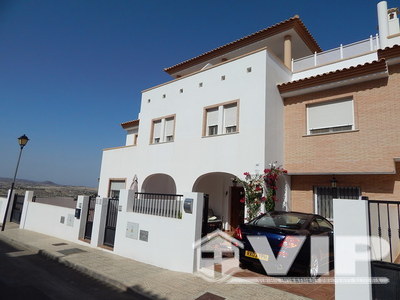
141 173 177 194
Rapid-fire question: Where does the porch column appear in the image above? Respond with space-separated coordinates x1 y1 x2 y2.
76 196 89 240
90 197 109 247
19 190 34 229
333 198 372 300
284 35 292 69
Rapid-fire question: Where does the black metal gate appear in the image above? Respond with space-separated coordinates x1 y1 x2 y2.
103 198 119 247
367 200 400 299
84 197 96 240
10 194 24 224
315 186 360 219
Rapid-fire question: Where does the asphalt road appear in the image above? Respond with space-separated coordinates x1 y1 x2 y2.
0 239 153 300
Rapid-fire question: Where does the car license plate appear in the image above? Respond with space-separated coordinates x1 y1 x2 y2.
245 250 269 261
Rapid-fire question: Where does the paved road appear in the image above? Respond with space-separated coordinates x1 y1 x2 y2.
0 240 151 300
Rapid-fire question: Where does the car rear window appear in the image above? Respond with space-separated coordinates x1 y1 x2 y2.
250 213 308 229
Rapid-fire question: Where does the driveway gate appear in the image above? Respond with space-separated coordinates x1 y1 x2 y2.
84 197 96 240
10 194 25 224
368 199 400 299
103 198 119 247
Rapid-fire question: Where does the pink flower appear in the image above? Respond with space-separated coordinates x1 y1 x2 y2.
240 198 245 203
243 172 250 176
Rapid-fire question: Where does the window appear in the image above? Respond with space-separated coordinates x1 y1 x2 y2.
152 120 162 143
204 101 239 136
307 98 354 135
151 115 175 144
109 180 126 199
223 103 237 134
206 107 219 136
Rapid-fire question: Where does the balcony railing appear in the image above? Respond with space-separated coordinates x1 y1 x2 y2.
292 35 380 72
133 192 183 219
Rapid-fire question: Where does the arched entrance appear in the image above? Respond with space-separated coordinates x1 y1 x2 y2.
193 172 244 233
141 173 177 194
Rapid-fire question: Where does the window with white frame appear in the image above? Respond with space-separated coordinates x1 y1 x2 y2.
307 99 354 135
204 101 238 136
151 115 175 144
109 180 126 198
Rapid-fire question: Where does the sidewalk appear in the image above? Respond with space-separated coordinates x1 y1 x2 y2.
0 224 309 300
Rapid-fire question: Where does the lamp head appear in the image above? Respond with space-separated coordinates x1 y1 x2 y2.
18 134 29 149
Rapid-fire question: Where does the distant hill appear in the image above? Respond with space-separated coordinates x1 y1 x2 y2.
0 177 97 198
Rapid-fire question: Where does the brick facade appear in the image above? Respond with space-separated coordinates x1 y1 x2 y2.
284 64 400 174
284 64 400 213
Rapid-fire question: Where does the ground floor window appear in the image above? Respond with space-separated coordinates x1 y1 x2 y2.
108 180 126 199
314 186 360 220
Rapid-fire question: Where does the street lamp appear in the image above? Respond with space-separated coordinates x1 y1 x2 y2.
1 134 29 231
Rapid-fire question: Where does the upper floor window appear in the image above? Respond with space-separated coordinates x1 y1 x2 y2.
204 101 239 137
151 115 176 144
307 98 354 135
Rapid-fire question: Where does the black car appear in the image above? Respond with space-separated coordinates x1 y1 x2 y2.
234 211 334 277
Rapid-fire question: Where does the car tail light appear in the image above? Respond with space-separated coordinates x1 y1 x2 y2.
279 236 301 248
234 227 243 240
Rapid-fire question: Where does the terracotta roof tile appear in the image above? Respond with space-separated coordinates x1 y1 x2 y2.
121 119 139 129
278 59 388 94
164 16 321 75
378 44 400 60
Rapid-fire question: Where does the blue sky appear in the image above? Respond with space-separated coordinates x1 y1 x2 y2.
0 0 395 187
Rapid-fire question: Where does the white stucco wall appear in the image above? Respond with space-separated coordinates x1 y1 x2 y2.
0 197 7 224
98 49 282 200
113 190 203 273
20 192 82 242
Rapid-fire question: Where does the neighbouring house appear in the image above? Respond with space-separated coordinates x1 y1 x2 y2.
281 1 400 219
93 1 400 272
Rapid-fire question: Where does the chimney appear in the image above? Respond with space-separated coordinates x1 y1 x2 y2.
377 1 400 49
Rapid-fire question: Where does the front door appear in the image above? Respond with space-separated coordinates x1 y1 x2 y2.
230 187 245 230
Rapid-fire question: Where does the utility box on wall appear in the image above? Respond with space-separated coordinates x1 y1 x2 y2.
184 198 193 214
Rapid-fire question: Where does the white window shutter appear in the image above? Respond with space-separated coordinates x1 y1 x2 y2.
153 120 161 139
308 99 354 130
207 108 219 126
224 103 237 127
165 117 174 136
110 181 125 191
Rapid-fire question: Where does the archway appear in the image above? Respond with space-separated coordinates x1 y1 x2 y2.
141 173 177 194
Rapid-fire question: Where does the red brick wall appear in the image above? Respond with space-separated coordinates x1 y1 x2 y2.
291 164 400 213
284 64 400 174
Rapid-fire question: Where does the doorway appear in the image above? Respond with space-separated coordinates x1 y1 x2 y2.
230 186 245 230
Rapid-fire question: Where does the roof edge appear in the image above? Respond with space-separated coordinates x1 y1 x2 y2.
121 119 140 129
164 16 321 75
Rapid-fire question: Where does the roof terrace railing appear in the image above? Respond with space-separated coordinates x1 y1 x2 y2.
292 35 380 72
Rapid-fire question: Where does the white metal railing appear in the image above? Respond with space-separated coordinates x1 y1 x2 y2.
292 35 380 72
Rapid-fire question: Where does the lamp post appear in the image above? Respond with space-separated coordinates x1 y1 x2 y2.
1 134 29 231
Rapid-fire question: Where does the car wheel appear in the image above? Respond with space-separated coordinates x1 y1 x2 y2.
239 261 248 270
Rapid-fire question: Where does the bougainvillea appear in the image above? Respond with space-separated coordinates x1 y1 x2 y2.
263 162 287 212
236 172 265 221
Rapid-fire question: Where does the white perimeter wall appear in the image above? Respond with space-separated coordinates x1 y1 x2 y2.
19 191 86 243
113 190 203 273
98 49 285 197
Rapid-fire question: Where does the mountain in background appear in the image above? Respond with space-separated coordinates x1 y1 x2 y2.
0 177 97 198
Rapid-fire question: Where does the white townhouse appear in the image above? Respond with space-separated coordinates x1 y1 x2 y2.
98 1 400 234
98 15 321 232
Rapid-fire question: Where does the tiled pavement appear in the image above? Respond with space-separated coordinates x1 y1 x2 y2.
0 224 334 300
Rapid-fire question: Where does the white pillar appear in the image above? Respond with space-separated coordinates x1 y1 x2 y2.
333 198 372 300
76 196 89 240
90 197 109 247
377 1 389 49
284 35 292 69
19 190 34 229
